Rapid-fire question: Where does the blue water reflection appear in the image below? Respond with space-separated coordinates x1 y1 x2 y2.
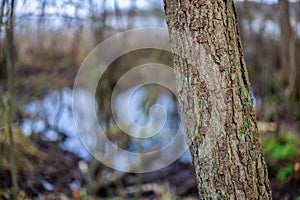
20 87 193 164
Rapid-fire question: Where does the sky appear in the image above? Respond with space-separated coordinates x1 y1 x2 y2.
16 0 288 18
16 0 161 18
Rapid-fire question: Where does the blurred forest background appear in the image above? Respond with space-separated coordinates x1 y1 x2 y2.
0 0 300 199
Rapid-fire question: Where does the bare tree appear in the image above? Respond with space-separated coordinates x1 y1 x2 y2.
279 0 296 99
163 0 272 198
4 0 18 198
0 0 7 79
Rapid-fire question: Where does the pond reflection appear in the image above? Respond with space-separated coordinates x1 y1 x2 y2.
20 87 193 166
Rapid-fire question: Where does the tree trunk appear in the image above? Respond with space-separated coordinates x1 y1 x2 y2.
5 0 18 198
278 0 296 99
163 0 272 199
0 0 7 80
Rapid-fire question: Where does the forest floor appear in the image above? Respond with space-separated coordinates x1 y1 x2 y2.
1 126 300 199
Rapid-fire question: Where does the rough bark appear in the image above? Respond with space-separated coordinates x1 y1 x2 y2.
163 0 272 199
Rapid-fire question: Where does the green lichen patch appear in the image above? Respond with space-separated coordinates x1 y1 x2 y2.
238 129 244 136
245 86 253 108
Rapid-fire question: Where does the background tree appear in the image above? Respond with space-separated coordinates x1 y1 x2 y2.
163 0 272 198
3 0 18 198
278 0 296 99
